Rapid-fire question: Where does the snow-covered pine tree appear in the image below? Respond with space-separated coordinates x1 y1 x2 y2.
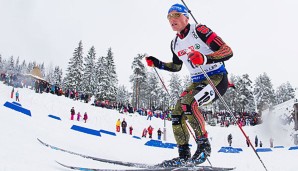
0 54 3 72
169 73 182 106
27 62 34 74
64 41 84 91
145 72 160 109
130 54 147 109
20 60 27 74
54 66 63 86
253 72 276 112
182 75 191 90
275 82 295 104
82 46 96 96
39 63 46 78
94 56 108 100
104 48 118 101
116 84 130 105
15 56 20 74
7 56 14 74
237 74 255 112
45 64 55 84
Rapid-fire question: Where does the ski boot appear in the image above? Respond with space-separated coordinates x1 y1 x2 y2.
191 137 211 164
158 144 191 168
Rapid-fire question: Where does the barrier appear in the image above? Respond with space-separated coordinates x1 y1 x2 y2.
256 148 272 152
132 136 141 140
48 114 61 120
288 146 298 150
218 147 243 153
99 129 116 136
3 101 31 116
12 102 22 106
71 125 101 137
145 140 177 149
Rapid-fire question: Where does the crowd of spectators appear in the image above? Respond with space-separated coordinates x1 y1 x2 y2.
1 72 263 129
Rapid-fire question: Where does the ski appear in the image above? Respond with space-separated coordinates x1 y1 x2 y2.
38 138 235 171
56 161 235 171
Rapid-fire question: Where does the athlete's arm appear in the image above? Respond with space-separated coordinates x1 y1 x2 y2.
195 24 233 63
155 42 183 72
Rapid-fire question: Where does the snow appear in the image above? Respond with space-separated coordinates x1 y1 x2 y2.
0 82 297 171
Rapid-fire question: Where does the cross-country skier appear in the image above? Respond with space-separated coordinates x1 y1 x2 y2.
145 3 233 166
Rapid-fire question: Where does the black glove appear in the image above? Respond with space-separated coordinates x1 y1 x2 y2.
145 56 162 68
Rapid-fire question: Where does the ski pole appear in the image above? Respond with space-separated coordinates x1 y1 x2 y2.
179 1 269 171
153 67 171 97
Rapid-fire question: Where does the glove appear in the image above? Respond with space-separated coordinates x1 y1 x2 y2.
188 50 206 65
145 56 161 68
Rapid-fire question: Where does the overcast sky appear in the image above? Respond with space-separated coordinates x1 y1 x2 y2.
0 0 298 89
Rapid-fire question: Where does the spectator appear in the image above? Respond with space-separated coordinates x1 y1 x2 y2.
227 134 232 147
77 112 81 121
142 128 148 138
11 87 14 99
157 128 163 140
116 119 121 132
246 136 250 147
270 138 274 148
121 118 127 133
83 112 88 123
129 126 133 135
147 110 153 121
70 107 75 120
15 90 20 102
148 125 154 138
260 140 263 147
255 135 258 147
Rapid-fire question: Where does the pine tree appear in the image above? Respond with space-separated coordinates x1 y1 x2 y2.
20 60 27 74
39 63 45 78
105 48 118 101
94 48 118 102
45 64 55 84
7 56 14 74
182 75 191 90
82 46 96 96
64 41 84 91
15 56 20 74
237 74 255 112
54 66 63 86
275 82 295 104
169 73 183 106
94 56 106 100
0 54 3 72
145 72 160 109
253 73 276 112
27 62 34 74
117 85 130 104
130 54 147 108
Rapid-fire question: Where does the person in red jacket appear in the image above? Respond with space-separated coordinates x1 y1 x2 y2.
129 126 133 135
142 128 148 138
83 112 88 123
147 125 154 138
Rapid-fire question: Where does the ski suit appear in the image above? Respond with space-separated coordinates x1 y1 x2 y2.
158 23 233 145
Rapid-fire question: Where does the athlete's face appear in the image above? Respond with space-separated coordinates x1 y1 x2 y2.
167 11 189 32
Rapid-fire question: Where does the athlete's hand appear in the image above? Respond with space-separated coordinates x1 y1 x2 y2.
145 56 161 68
188 50 206 65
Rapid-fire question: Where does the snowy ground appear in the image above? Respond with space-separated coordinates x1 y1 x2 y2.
0 82 297 171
